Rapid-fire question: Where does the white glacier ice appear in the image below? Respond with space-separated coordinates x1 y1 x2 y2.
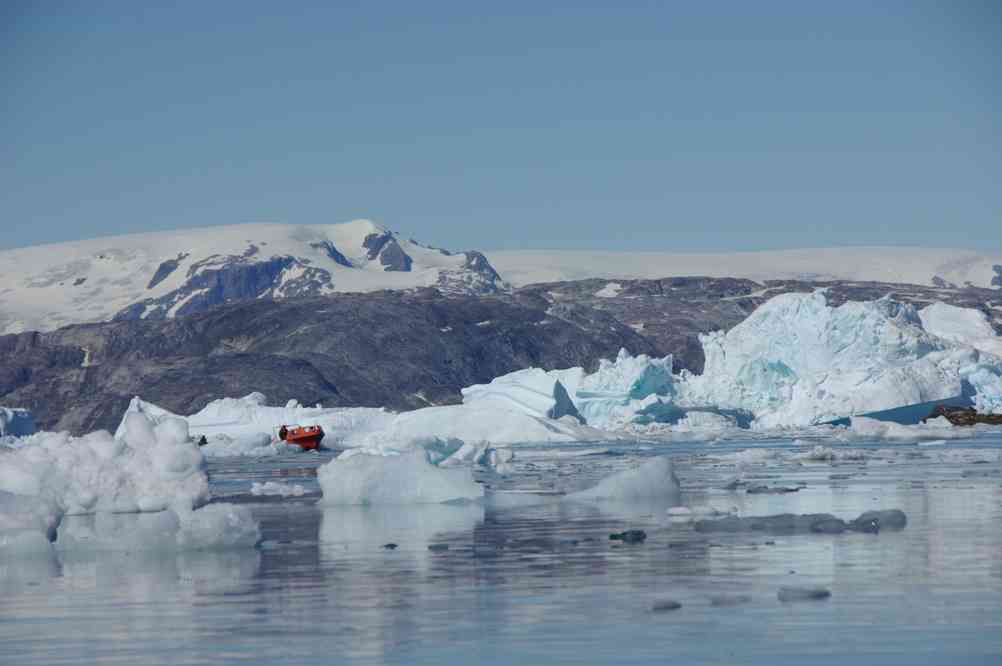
318 449 484 505
572 349 675 429
677 291 1002 426
461 367 582 421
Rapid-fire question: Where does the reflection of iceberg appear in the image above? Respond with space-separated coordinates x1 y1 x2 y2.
319 503 483 558
55 504 261 552
318 449 483 505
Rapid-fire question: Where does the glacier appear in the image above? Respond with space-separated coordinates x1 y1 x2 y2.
107 291 1002 460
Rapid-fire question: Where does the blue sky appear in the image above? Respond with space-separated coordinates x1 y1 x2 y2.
2 1 1000 252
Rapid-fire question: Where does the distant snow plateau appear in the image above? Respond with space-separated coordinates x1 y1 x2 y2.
487 247 1002 290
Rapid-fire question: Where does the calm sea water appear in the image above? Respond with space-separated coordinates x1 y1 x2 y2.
2 436 1001 665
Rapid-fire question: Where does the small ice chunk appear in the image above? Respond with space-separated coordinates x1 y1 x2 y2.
250 481 306 497
567 457 680 504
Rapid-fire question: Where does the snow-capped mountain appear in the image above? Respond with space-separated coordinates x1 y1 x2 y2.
0 220 504 334
487 247 1002 289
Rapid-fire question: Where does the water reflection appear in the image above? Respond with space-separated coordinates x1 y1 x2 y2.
1 444 1001 664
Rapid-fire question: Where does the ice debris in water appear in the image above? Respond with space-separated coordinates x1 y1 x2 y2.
567 457 680 504
251 481 307 497
318 449 484 505
694 509 907 535
56 504 261 552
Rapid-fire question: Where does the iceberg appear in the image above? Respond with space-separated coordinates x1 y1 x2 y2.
0 412 259 556
677 291 1002 426
1 412 208 516
460 348 675 431
318 449 484 505
566 349 674 429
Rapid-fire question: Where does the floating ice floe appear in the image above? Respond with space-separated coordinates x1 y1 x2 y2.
318 449 484 505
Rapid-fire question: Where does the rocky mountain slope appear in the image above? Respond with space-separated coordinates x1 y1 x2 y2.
3 270 999 435
0 220 504 335
0 289 652 434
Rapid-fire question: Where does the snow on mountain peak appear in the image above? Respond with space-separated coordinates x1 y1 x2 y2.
0 220 506 334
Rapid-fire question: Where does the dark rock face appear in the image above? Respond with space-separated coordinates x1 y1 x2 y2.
117 256 334 321
377 238 413 271
310 241 353 268
993 265 1002 288
363 231 393 260
147 253 189 289
2 290 655 434
363 231 414 271
463 251 501 283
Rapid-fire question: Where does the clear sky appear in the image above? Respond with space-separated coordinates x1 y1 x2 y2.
2 1 1000 252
